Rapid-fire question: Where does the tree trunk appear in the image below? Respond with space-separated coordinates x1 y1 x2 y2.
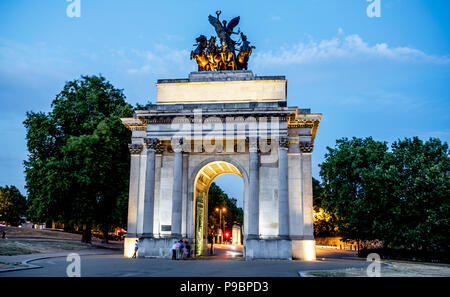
81 223 92 244
64 222 74 233
102 227 109 244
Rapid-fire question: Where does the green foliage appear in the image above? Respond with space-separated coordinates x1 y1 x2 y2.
319 136 450 252
195 192 204 256
386 137 450 250
24 75 133 242
312 177 324 209
134 101 153 110
0 185 27 226
207 182 243 235
313 178 338 237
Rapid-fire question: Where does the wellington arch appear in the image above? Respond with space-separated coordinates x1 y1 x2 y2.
121 70 322 260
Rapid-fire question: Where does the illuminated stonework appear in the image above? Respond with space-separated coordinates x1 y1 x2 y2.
156 72 286 104
121 71 321 260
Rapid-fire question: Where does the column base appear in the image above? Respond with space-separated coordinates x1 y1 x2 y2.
139 233 154 238
137 237 190 259
244 238 292 260
170 233 182 239
292 239 316 261
124 236 138 258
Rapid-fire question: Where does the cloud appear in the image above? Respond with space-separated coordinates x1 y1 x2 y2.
417 130 450 141
126 46 192 75
253 31 450 66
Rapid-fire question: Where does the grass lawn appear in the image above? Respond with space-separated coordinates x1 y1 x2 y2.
0 226 96 256
0 239 95 256
0 226 82 240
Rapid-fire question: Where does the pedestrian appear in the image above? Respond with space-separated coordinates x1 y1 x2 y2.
178 240 184 260
187 241 192 258
132 240 139 258
183 240 190 259
1 231 6 239
176 240 181 259
171 241 178 260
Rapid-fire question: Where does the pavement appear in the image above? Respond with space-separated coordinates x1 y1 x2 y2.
0 245 371 277
0 249 120 272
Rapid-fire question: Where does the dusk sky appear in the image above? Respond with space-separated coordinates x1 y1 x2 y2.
1 0 449 208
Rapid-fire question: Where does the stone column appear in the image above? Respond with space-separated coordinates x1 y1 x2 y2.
278 136 289 238
247 138 259 239
287 136 303 239
127 143 143 237
141 138 158 238
171 138 183 238
300 142 314 238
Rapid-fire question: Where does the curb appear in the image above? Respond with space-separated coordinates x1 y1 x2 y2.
0 251 119 273
298 271 316 277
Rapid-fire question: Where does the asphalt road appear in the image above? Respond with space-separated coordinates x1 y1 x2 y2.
0 247 367 277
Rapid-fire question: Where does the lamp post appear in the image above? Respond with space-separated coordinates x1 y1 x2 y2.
215 207 226 243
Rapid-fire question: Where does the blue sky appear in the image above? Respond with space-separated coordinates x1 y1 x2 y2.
0 0 449 208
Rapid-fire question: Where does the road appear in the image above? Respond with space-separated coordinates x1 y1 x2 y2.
210 244 357 260
208 243 244 258
0 246 367 277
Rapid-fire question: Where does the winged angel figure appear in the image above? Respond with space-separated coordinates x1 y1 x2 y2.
208 10 240 52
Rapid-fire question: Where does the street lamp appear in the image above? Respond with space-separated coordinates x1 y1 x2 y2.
215 207 227 243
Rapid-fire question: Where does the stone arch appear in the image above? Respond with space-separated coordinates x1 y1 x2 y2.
188 156 249 256
188 156 249 192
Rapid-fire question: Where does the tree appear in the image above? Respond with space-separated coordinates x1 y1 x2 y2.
24 75 133 243
0 185 27 226
312 178 338 237
312 177 324 209
207 182 243 237
319 136 450 254
386 137 450 251
319 137 392 246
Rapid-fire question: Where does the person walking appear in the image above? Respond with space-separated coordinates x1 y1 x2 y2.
171 241 178 260
186 241 192 259
178 240 184 260
132 240 139 258
183 240 189 259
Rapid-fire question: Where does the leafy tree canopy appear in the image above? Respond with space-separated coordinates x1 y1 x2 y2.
319 136 449 252
24 75 133 242
207 182 243 237
0 185 27 226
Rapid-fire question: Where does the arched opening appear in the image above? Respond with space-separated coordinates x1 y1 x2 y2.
193 161 245 258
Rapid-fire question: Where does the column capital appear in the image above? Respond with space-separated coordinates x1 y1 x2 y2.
278 136 289 149
247 137 259 153
144 138 159 151
128 143 143 155
171 137 184 153
299 141 314 153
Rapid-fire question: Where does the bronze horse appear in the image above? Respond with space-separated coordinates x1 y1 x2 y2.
236 33 255 70
206 36 222 71
190 35 210 71
191 31 255 71
220 42 236 70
